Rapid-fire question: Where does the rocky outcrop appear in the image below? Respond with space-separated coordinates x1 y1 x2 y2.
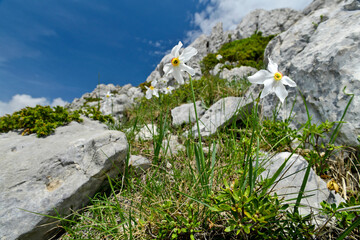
261 0 360 145
146 8 302 85
171 101 206 126
262 152 343 224
67 83 144 121
219 66 258 81
234 8 303 39
188 97 253 138
0 117 128 240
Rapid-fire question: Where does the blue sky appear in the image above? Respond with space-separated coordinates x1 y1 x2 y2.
0 0 312 115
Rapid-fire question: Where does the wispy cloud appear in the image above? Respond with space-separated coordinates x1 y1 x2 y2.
0 94 68 116
187 0 312 41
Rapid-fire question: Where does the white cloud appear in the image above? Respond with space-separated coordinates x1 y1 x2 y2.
0 94 68 116
188 0 312 40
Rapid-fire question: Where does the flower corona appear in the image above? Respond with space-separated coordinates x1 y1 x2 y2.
171 57 180 67
274 72 283 81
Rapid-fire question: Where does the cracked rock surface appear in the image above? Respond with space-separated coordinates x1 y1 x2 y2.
0 117 128 240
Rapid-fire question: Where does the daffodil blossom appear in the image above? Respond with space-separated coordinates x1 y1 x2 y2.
248 58 296 103
145 80 159 99
162 86 174 95
105 91 113 99
163 41 198 85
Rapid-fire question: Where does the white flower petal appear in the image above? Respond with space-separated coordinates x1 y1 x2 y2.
248 70 273 84
281 76 297 87
260 79 275 98
267 58 278 74
173 68 184 85
146 89 152 99
171 41 182 58
153 89 159 98
151 79 158 87
179 46 198 63
163 63 172 75
274 81 288 103
180 63 195 76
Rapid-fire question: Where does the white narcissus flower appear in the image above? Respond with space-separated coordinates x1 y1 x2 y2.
216 54 223 60
145 80 159 99
162 86 174 95
105 91 113 99
248 58 297 103
163 41 198 85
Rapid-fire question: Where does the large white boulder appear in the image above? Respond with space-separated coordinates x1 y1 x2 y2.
0 117 128 240
262 0 360 146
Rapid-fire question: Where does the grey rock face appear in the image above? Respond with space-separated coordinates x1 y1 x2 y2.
162 135 185 156
0 117 128 240
146 8 301 86
235 8 303 38
171 101 206 127
135 124 158 141
263 0 360 146
219 66 258 81
67 84 144 121
129 155 151 174
261 152 343 224
189 97 253 138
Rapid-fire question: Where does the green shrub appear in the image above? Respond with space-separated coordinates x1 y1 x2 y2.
201 32 275 74
0 105 82 137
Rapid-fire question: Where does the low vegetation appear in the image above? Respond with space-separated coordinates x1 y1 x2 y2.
3 32 359 239
200 32 275 74
58 73 359 239
0 104 114 137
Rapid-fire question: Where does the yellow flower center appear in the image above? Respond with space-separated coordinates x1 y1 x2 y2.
150 86 155 90
171 57 180 67
274 72 283 81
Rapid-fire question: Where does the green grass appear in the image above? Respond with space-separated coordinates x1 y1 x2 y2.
7 33 359 239
56 73 360 239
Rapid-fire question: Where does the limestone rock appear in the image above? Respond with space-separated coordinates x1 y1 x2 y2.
263 0 360 146
188 97 253 138
135 124 158 141
210 63 224 76
219 66 258 81
0 117 128 240
67 84 144 121
171 101 206 127
261 152 343 224
162 135 185 156
129 155 151 174
235 8 303 38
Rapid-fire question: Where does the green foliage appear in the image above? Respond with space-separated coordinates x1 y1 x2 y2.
0 105 82 137
260 119 297 151
207 179 287 238
124 74 248 130
320 197 360 236
201 32 275 74
298 119 343 175
78 106 115 124
155 201 202 239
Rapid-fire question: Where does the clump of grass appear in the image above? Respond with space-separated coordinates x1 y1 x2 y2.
55 40 360 240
